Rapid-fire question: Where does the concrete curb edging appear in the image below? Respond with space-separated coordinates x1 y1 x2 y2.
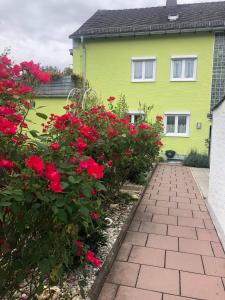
88 164 157 300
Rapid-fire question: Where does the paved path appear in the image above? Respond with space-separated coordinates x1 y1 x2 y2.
191 168 209 199
98 164 225 300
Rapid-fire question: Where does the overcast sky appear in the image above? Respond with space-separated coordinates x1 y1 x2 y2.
0 0 223 70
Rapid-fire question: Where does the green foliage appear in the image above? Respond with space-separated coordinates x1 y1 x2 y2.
0 57 162 299
63 67 73 76
71 73 87 89
112 94 129 118
183 150 209 168
41 66 63 81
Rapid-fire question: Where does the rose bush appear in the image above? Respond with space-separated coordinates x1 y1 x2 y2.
0 56 163 299
49 100 163 199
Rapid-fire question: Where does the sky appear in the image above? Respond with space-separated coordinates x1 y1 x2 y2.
0 0 223 70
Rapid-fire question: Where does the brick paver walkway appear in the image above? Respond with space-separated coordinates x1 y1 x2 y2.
98 164 225 300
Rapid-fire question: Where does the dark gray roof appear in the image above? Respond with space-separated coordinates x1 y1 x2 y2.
212 95 225 111
70 1 225 39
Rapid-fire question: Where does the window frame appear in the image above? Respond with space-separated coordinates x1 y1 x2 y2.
128 110 145 124
170 55 197 81
131 57 156 82
164 112 190 137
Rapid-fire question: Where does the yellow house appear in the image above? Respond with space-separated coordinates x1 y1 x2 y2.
68 0 225 156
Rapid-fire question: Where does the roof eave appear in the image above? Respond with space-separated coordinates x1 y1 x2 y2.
70 26 225 40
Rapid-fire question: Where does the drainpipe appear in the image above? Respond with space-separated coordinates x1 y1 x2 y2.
80 36 86 90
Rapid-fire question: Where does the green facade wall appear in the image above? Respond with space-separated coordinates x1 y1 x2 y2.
73 33 214 155
29 98 66 131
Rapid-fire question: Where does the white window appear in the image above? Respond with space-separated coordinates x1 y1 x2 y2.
164 113 190 137
128 111 145 124
131 57 156 82
171 56 197 81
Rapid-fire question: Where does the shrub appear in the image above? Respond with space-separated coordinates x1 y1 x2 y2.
0 56 163 299
183 150 209 168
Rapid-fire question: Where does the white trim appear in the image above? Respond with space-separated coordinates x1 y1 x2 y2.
171 55 197 59
131 57 156 82
132 56 156 60
164 111 190 115
128 110 145 115
128 111 145 124
164 113 190 137
170 56 197 81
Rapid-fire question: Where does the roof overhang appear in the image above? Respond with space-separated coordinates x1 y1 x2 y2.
69 20 225 40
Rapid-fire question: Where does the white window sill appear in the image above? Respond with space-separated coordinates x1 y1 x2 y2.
170 78 196 82
165 134 190 138
131 79 155 83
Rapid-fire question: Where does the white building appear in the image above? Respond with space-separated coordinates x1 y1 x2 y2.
208 97 225 248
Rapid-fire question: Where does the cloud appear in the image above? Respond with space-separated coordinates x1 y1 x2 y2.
0 0 223 69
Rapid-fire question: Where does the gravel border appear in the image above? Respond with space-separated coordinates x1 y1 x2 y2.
88 164 157 300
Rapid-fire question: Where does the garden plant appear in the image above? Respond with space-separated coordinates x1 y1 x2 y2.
0 56 163 299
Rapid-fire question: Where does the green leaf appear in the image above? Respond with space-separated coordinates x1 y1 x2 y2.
95 182 107 192
36 112 48 120
0 202 11 207
61 182 69 190
29 130 39 138
52 206 58 214
56 209 68 222
36 284 44 295
36 105 47 109
68 176 78 184
79 206 89 217
39 258 51 274
82 188 91 198
55 199 66 207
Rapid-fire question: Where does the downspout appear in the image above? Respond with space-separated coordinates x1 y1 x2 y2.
80 36 86 90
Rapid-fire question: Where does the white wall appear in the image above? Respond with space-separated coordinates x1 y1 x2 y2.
208 100 225 248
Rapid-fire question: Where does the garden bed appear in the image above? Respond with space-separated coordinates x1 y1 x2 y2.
0 56 163 300
48 165 156 300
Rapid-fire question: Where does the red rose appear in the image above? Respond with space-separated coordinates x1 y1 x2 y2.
50 142 60 151
45 163 61 182
85 250 95 262
107 96 115 101
0 159 14 169
138 124 150 129
91 189 97 195
0 116 17 135
107 160 113 167
76 167 82 175
25 155 44 174
155 140 163 147
79 157 104 179
76 137 87 153
74 240 84 256
0 106 15 116
129 129 137 135
23 100 30 108
93 257 101 268
69 156 76 164
156 115 163 121
85 250 101 268
90 212 100 220
49 180 62 193
98 154 105 161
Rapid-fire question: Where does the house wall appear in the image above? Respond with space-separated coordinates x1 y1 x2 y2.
73 33 214 155
28 98 65 131
208 100 225 248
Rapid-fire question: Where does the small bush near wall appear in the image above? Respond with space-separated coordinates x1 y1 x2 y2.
183 150 209 168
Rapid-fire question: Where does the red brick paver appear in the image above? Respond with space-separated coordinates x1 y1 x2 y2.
98 164 225 300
